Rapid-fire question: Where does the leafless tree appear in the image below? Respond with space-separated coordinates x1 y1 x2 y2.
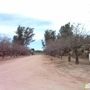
68 23 85 64
0 35 11 58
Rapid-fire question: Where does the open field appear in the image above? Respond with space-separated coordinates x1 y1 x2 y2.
0 55 90 90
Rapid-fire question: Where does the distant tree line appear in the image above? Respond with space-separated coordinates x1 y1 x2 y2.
0 25 35 58
42 22 90 64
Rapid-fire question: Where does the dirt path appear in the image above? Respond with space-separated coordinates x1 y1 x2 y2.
0 55 85 90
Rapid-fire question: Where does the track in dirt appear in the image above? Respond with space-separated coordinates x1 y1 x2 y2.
0 55 84 90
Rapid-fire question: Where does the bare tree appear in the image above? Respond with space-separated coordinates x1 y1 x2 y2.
0 35 11 58
69 23 85 64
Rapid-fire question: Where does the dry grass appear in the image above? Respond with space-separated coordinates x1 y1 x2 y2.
0 55 30 64
0 54 90 83
44 55 90 83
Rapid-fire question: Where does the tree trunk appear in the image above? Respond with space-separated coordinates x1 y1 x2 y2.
75 49 79 64
68 52 71 62
86 49 89 59
2 51 5 59
60 55 62 59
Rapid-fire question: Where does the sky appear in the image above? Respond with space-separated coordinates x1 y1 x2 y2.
0 0 90 50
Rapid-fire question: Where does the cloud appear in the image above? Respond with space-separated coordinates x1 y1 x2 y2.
0 0 90 23
0 13 53 27
0 0 90 50
33 31 44 40
0 13 53 40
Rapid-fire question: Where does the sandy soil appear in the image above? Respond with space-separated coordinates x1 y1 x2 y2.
0 55 89 90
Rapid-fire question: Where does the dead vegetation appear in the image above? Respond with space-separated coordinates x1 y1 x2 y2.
44 55 90 83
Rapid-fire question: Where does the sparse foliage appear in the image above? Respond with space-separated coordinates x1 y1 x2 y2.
43 22 89 64
13 25 35 46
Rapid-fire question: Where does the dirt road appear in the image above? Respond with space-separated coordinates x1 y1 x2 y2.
0 55 84 90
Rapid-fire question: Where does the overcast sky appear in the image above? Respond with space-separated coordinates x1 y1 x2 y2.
0 0 90 50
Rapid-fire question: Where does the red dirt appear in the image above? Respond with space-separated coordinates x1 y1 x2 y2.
0 55 86 90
